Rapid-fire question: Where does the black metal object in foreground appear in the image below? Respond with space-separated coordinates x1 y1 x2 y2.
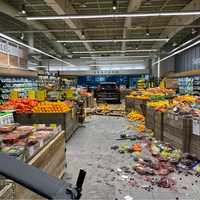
0 153 86 199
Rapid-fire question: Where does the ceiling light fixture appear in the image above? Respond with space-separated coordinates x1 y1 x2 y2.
21 4 26 15
27 10 200 20
192 28 197 35
20 32 24 40
73 49 158 54
81 30 85 37
112 0 117 10
153 39 200 65
0 33 74 66
172 41 177 47
57 38 168 43
80 55 151 59
146 28 150 36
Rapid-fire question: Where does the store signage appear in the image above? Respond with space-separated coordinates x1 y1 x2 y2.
0 38 24 58
90 70 120 75
192 58 200 65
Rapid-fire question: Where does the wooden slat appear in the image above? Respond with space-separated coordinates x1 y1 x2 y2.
15 131 65 200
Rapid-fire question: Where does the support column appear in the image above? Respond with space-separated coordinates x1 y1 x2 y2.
28 32 34 54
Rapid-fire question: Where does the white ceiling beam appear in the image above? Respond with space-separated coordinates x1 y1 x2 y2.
43 0 92 52
152 0 200 49
0 0 68 55
121 0 143 52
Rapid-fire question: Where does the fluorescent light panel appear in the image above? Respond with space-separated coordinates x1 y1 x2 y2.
80 55 151 59
27 10 200 20
57 38 169 43
73 49 158 54
153 39 200 65
0 33 74 66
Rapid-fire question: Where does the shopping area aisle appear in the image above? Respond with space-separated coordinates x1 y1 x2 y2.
65 115 200 200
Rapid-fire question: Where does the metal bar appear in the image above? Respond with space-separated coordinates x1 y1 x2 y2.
2 24 200 33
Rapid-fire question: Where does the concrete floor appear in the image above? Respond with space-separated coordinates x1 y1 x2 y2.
65 115 200 200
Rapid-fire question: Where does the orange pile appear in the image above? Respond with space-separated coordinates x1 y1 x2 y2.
32 102 71 113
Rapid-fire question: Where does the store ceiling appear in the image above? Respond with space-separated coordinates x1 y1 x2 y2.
0 0 200 66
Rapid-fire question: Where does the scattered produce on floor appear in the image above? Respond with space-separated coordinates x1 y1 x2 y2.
97 103 111 113
127 111 145 122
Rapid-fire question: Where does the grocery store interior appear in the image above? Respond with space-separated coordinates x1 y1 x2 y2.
0 0 200 199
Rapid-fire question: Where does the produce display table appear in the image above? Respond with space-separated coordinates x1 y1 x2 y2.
0 131 65 200
14 109 79 141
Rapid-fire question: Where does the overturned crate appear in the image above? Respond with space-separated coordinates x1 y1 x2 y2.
189 118 200 159
163 113 192 152
145 107 156 131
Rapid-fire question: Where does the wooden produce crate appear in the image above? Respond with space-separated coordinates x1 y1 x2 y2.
133 99 148 116
154 111 164 141
189 118 200 159
125 97 135 112
163 113 192 152
15 131 65 199
145 107 156 131
86 96 95 108
14 110 79 142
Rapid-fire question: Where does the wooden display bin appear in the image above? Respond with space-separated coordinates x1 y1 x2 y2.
86 96 94 108
125 97 135 112
14 109 79 141
133 99 148 116
154 111 164 141
163 113 192 152
189 118 200 159
145 107 156 131
15 131 65 199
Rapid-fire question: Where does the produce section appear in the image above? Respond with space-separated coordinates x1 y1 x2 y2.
0 1 200 199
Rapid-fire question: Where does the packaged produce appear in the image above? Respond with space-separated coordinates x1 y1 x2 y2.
0 123 17 133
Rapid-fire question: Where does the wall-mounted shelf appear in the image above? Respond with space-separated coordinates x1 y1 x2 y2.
0 66 38 77
168 69 200 78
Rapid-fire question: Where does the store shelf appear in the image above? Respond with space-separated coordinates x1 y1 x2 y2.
168 69 200 78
